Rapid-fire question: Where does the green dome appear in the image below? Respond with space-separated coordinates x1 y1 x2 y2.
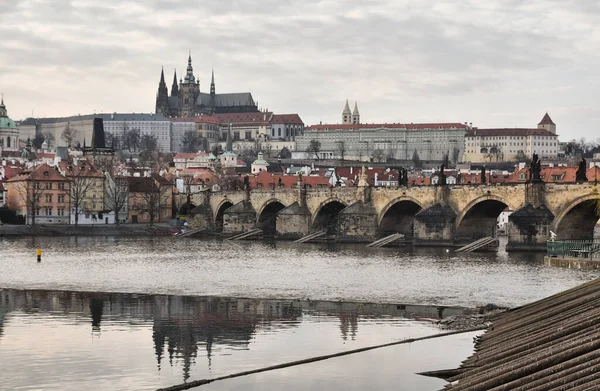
0 117 17 129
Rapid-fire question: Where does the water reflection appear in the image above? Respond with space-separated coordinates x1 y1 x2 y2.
0 288 471 388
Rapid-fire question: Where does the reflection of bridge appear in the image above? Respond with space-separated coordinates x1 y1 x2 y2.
190 181 600 250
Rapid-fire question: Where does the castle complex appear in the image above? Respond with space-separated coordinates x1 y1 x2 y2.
155 53 258 118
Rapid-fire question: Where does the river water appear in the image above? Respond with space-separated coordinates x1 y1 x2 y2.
0 236 598 390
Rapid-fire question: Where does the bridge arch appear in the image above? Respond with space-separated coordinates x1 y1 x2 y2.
552 194 600 240
256 199 287 236
378 197 423 238
312 198 347 234
214 200 234 233
455 195 512 241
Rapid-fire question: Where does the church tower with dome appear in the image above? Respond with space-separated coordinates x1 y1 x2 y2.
0 95 19 151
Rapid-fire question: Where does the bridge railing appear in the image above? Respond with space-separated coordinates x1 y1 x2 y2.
547 240 600 259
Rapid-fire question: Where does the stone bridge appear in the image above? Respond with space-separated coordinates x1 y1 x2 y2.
189 181 600 251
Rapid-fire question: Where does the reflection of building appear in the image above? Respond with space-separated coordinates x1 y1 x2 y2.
463 113 559 163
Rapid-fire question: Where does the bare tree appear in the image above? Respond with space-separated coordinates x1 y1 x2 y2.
103 160 128 225
61 123 78 147
335 141 346 161
181 131 202 153
11 174 44 226
306 139 321 160
63 163 95 226
43 131 55 148
139 175 172 225
372 149 385 163
412 149 422 169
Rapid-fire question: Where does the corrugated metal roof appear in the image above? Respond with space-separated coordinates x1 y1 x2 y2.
441 278 600 391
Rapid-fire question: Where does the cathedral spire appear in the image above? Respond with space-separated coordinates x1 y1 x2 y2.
210 69 215 95
171 69 179 97
159 67 166 85
184 50 196 84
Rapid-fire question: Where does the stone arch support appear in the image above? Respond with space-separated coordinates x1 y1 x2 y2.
255 198 287 221
455 194 515 229
377 196 424 225
552 193 600 234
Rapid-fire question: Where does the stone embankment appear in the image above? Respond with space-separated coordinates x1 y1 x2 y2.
437 304 506 330
0 224 180 237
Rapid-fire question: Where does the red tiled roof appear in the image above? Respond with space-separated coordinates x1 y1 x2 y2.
8 163 69 182
249 171 330 189
174 153 198 160
215 112 273 124
58 160 104 178
270 114 304 125
466 128 556 137
538 112 555 125
307 123 467 131
170 115 220 124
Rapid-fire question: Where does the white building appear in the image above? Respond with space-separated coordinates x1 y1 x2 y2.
463 114 559 163
101 113 171 152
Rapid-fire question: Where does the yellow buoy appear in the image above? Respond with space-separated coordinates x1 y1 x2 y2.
36 248 42 262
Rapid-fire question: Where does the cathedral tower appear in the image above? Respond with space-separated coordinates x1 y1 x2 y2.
352 101 360 124
342 99 352 124
155 68 169 116
178 52 200 117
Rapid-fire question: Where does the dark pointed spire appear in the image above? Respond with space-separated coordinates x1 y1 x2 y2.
226 123 233 152
210 69 215 95
171 69 179 97
159 67 166 85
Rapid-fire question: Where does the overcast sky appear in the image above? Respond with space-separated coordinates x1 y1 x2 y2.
0 0 598 141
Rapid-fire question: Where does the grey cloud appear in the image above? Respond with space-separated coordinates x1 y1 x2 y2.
0 0 599 138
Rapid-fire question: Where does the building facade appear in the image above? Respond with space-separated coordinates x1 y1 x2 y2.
155 54 258 117
296 123 468 162
463 114 559 163
7 164 71 224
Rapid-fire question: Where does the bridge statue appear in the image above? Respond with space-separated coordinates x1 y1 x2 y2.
529 153 542 183
481 165 486 184
576 158 588 182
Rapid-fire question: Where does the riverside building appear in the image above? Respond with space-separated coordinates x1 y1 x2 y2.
462 113 559 163
295 101 468 162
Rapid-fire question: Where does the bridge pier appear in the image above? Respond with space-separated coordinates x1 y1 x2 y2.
338 201 378 242
506 204 554 251
276 202 311 240
223 201 257 235
413 204 457 247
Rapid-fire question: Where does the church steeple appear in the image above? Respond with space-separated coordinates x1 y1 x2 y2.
210 69 215 96
352 101 360 124
171 70 179 97
342 99 352 124
184 50 196 84
155 68 170 116
225 122 233 152
0 93 6 117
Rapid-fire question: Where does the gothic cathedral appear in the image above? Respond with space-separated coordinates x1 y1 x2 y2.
155 52 258 118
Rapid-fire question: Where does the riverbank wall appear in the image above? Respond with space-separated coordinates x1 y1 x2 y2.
0 224 180 237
